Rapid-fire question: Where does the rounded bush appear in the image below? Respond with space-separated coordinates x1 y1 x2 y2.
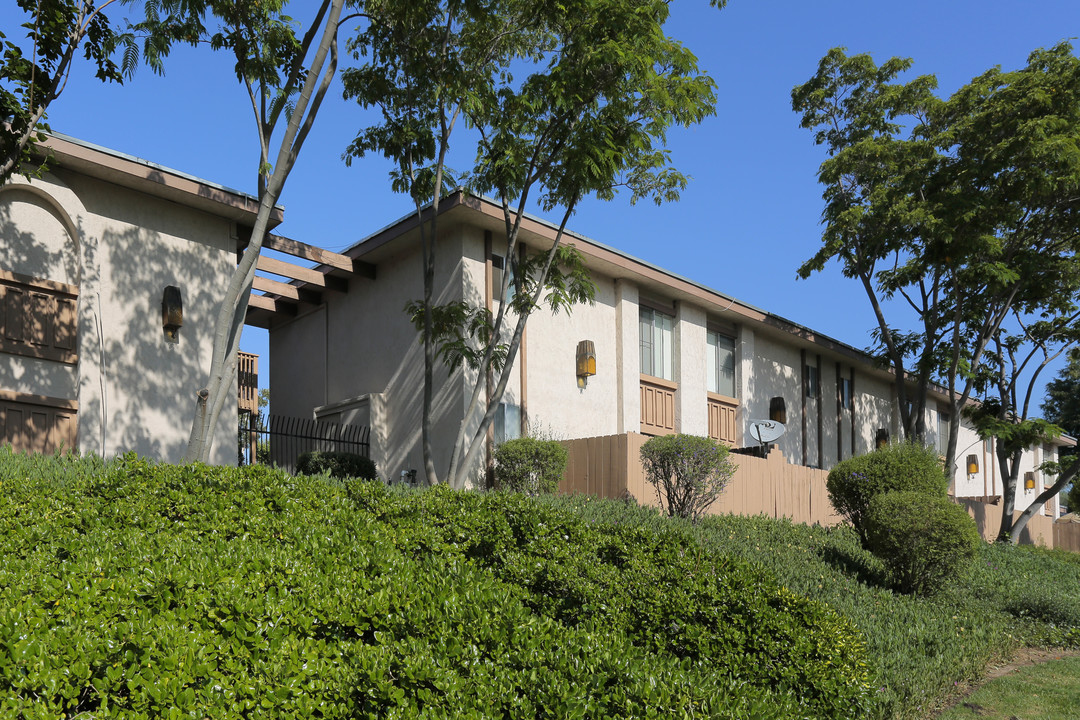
863 490 982 596
826 442 948 543
296 450 377 481
639 434 736 523
493 437 568 495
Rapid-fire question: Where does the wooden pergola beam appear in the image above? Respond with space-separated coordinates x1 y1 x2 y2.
252 275 322 304
264 233 376 279
248 292 298 317
256 255 349 293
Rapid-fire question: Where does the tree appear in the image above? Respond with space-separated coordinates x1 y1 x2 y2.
964 314 1080 542
792 43 1080 483
1043 352 1080 514
1042 351 1080 440
344 0 717 488
131 0 353 462
1 0 131 183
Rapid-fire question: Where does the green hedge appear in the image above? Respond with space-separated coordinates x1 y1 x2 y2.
0 448 868 719
639 433 737 522
864 490 982 596
296 450 377 481
827 442 949 543
493 437 567 494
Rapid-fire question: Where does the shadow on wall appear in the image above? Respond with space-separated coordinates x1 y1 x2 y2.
372 247 473 481
0 187 81 284
96 221 228 463
854 391 893 456
744 352 799 459
2 177 235 463
0 189 82 413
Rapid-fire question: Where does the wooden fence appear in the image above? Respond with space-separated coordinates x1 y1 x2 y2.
561 432 1080 551
561 432 840 526
956 499 1080 550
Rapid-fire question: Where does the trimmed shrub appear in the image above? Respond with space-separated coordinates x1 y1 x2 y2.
826 441 949 543
296 450 377 481
493 437 568 495
863 490 981 596
639 434 736 522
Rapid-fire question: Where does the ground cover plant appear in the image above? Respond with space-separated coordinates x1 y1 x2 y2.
0 448 860 719
543 495 1080 720
4 449 1078 719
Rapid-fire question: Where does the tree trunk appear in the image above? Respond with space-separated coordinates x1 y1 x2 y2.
183 0 343 462
1009 464 1078 544
994 448 1023 542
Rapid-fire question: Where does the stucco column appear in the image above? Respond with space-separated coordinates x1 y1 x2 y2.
615 279 639 434
674 301 707 435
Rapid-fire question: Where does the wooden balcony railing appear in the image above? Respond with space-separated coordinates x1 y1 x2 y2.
707 392 739 446
238 351 259 414
640 375 676 436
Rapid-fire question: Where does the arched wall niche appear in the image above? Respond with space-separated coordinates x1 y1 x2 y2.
0 173 85 287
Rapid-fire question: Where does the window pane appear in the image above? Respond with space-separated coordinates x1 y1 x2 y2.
708 331 735 396
656 312 673 381
640 306 673 381
639 308 654 377
706 331 718 394
839 377 852 410
805 365 819 398
495 402 522 444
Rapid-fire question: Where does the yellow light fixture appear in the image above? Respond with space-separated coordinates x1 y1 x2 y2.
966 454 979 476
1024 472 1036 491
576 340 596 388
162 285 183 343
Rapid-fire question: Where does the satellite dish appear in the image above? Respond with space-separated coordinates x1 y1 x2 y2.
748 419 786 444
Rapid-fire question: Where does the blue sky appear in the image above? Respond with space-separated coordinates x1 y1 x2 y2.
5 0 1078 410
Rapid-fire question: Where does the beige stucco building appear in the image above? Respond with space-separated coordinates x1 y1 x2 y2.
0 134 269 464
258 192 1073 515
4 136 1068 519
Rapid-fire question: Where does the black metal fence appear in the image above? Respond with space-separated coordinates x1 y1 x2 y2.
239 413 370 474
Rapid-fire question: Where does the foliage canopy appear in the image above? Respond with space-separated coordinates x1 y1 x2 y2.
343 0 717 488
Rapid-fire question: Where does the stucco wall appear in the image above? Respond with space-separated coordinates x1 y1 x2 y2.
1 170 238 463
525 273 620 439
747 333 803 462
272 222 474 481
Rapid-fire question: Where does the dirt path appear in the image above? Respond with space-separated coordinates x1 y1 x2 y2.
926 647 1080 718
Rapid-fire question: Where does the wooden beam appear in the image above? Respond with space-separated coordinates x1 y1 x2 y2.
264 233 376 279
248 293 297 317
265 233 352 271
256 256 349 292
252 275 322 304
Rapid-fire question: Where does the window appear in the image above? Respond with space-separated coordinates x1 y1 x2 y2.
804 364 819 399
838 376 852 411
639 306 674 381
491 254 516 305
707 330 735 397
937 411 950 454
494 402 521 444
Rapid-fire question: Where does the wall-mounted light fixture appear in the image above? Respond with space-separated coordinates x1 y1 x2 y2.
769 397 787 425
875 428 890 449
1024 471 1036 491
162 285 183 343
576 340 596 389
966 454 979 476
